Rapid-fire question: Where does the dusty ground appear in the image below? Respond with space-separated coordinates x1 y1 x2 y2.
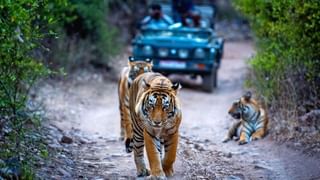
36 41 320 180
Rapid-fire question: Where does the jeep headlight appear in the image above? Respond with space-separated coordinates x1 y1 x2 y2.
142 45 153 56
178 49 189 59
194 48 205 58
158 48 169 57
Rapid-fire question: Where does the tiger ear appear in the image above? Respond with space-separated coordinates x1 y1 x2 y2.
243 91 252 101
145 58 152 63
128 56 135 62
143 79 150 89
172 82 181 91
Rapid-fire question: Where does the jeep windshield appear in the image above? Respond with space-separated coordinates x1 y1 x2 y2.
141 28 212 40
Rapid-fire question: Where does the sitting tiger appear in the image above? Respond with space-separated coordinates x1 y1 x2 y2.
118 56 152 145
129 72 182 178
223 91 269 145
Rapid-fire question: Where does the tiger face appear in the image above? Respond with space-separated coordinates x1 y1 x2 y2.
143 91 175 128
137 77 180 130
228 92 259 120
228 100 243 119
128 57 152 83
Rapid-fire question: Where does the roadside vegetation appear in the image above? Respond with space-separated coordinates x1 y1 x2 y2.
234 1 320 152
0 0 120 178
45 0 119 72
0 1 66 178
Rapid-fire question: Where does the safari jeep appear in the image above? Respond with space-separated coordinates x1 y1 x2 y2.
132 4 224 92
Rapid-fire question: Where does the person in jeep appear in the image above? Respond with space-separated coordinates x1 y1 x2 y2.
172 0 194 25
171 0 206 28
141 4 174 29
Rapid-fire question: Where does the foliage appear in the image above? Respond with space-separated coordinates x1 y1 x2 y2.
0 0 67 178
0 0 120 178
234 0 320 96
46 0 120 71
234 1 320 144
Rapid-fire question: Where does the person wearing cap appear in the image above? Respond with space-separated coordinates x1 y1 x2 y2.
141 4 174 29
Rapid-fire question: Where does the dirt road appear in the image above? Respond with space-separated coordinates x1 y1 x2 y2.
38 41 320 179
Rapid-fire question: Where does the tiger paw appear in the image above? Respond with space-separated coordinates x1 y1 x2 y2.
251 136 262 141
222 137 231 143
125 138 133 153
163 166 174 177
137 168 150 177
147 175 167 180
233 136 240 141
238 140 248 145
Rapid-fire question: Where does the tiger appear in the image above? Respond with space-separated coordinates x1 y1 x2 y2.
128 72 182 178
223 91 269 145
118 56 152 146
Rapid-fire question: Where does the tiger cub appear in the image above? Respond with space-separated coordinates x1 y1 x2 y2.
118 56 152 145
129 72 182 178
223 91 269 145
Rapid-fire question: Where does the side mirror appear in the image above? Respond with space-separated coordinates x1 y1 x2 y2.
128 56 135 62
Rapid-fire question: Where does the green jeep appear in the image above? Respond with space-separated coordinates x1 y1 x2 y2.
132 4 224 92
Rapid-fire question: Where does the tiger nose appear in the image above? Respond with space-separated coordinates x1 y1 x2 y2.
154 120 162 125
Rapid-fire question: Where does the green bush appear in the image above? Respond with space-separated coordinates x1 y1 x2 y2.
234 0 320 100
0 0 119 178
234 0 320 144
46 0 120 71
0 0 66 178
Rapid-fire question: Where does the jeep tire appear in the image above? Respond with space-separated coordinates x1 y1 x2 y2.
213 69 218 88
202 69 217 92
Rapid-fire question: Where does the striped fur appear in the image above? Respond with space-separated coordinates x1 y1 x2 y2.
118 59 152 145
129 72 182 178
223 92 269 145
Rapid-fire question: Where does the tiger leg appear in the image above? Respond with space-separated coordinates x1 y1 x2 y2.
162 132 178 177
118 77 126 141
124 115 133 153
251 128 265 140
118 100 124 140
119 96 130 141
122 96 133 152
252 114 268 140
144 130 165 178
160 138 164 159
238 123 252 145
119 108 125 140
223 121 241 143
251 120 266 141
133 128 149 177
238 131 249 145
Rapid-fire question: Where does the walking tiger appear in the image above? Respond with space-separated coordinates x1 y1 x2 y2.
118 56 152 146
129 72 182 178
